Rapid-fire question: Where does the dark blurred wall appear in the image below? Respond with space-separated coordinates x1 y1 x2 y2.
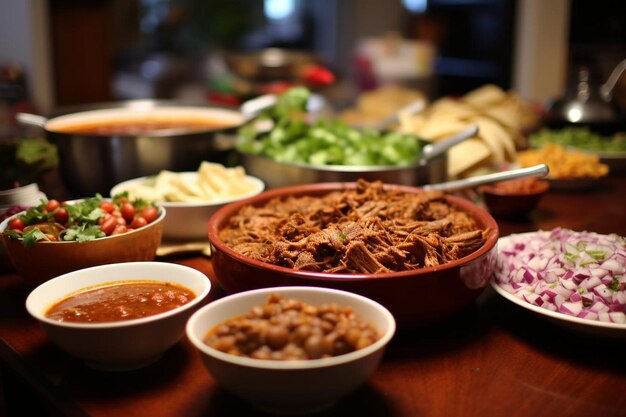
49 0 116 106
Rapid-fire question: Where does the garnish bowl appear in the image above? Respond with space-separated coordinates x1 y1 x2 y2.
0 201 165 287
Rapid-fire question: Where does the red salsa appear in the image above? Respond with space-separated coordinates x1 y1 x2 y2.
45 280 196 323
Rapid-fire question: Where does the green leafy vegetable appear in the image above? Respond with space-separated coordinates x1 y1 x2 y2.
2 193 157 246
585 249 607 260
0 137 58 189
529 128 626 154
237 87 424 166
62 224 105 243
21 228 48 247
609 276 620 291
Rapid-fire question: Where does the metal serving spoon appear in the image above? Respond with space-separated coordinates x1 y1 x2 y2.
422 164 550 192
374 98 427 131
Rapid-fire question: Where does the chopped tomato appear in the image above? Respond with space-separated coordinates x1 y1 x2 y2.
54 208 69 224
45 200 60 212
8 218 24 231
100 201 115 213
141 206 159 223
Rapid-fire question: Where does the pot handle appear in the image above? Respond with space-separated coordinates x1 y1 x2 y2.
16 112 48 128
420 125 479 163
600 58 626 101
422 164 549 192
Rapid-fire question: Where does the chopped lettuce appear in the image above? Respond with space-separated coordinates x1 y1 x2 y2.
237 87 424 166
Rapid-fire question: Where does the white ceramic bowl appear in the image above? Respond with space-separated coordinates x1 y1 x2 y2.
26 261 211 371
186 286 396 414
111 173 264 241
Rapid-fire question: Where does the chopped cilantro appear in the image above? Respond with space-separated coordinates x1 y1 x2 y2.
21 228 47 247
609 276 620 291
2 193 157 246
62 224 105 243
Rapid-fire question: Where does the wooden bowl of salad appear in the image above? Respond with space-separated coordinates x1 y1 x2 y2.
0 194 165 286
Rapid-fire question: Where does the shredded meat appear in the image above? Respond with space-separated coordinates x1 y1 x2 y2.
219 180 489 274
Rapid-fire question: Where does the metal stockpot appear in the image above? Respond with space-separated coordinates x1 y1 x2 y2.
16 100 258 197
240 126 478 189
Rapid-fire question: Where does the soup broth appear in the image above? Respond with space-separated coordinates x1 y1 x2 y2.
51 117 237 135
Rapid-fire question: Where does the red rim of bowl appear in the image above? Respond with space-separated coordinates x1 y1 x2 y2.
207 182 500 282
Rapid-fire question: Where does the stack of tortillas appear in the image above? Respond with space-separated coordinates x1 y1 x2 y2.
340 85 428 128
399 84 538 178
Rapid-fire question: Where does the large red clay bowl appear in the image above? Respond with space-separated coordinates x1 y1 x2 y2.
207 182 499 327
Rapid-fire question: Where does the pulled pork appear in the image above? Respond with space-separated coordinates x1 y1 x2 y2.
219 180 489 274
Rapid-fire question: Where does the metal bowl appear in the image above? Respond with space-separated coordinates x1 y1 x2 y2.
18 100 246 196
238 125 479 189
240 151 447 189
224 48 319 83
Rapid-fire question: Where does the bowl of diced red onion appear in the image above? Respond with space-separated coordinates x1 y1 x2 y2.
492 228 626 334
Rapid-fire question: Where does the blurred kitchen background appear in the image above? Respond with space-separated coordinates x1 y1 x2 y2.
0 0 625 135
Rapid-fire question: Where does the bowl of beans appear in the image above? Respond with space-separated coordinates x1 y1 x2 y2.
207 179 499 327
26 261 211 371
186 286 396 414
0 194 165 286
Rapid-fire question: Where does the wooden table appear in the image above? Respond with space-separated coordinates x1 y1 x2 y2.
1 177 625 417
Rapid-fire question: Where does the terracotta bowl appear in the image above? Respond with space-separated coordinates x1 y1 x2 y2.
0 204 165 287
207 182 499 327
479 179 549 218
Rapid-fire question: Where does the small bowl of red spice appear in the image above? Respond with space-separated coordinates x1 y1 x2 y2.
479 177 549 218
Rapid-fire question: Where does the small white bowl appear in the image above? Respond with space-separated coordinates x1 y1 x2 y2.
186 286 396 414
111 173 264 241
26 261 211 371
0 183 44 205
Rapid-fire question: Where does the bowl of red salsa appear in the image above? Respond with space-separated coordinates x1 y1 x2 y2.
0 193 166 286
26 261 211 371
479 177 549 218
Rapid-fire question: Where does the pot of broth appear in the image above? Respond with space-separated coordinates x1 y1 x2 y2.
16 99 258 196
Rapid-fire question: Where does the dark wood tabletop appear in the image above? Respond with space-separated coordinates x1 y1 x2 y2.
1 176 625 417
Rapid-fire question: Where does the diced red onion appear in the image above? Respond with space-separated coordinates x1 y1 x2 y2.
495 228 626 324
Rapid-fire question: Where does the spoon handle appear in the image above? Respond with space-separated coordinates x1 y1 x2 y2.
420 125 479 162
16 112 48 128
240 94 278 121
422 164 549 192
375 99 426 131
